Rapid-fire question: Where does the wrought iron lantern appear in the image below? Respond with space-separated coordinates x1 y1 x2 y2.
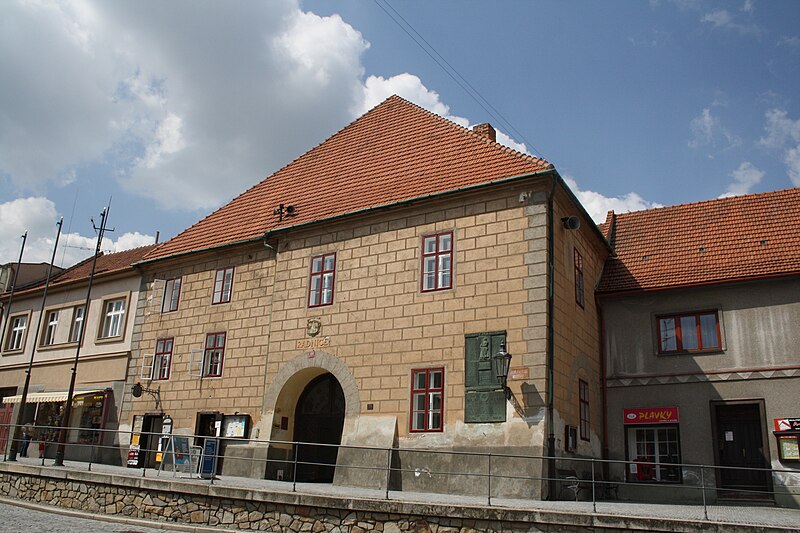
492 342 512 398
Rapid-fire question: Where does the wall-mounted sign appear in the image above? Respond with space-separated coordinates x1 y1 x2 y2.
774 418 800 432
623 407 679 425
508 367 529 381
296 337 330 350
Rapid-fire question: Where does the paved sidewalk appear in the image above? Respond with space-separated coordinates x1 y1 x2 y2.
6 455 800 531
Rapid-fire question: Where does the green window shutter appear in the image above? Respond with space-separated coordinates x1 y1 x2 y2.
464 331 507 423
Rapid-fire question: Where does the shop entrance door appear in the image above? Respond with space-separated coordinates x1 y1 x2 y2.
0 402 13 453
294 373 345 483
140 414 164 469
714 403 770 497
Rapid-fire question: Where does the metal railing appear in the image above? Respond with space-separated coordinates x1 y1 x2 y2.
2 422 799 518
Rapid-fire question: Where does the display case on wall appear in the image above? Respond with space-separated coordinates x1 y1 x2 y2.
773 418 800 462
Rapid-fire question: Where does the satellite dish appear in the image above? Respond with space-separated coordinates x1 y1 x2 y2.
562 216 581 231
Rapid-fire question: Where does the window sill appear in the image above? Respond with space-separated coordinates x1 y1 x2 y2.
36 342 80 352
657 348 724 357
96 336 124 345
0 349 24 356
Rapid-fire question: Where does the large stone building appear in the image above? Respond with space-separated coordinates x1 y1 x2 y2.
122 96 610 498
0 246 155 463
597 188 800 507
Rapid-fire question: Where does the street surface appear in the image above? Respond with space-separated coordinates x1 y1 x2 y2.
0 500 166 533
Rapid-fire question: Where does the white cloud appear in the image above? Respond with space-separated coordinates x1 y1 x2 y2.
778 36 800 48
0 197 154 266
759 109 800 186
742 0 754 13
562 177 663 224
688 107 741 156
719 162 765 198
701 9 759 35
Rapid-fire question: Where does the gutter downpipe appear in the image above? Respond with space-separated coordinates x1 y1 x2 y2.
546 176 557 500
597 295 609 480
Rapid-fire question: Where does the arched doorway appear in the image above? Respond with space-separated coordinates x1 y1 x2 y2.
294 373 345 483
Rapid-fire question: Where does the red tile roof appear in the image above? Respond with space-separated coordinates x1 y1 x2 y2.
143 95 552 262
597 188 800 293
5 245 157 297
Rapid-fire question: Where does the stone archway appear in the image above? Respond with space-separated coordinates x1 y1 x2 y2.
294 373 345 482
261 352 360 481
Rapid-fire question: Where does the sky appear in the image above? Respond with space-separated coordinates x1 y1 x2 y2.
1 0 799 267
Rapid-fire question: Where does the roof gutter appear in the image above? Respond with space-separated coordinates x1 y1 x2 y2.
597 270 800 298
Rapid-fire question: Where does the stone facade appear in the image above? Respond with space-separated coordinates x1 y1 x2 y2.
121 174 608 499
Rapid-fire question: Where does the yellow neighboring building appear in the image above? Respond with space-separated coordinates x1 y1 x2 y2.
122 96 609 498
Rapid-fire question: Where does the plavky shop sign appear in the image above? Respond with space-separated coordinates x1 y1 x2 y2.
624 407 679 425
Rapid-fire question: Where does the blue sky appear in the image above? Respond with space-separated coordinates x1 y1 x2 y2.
1 0 799 266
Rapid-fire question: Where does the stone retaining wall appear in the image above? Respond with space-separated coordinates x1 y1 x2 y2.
0 464 789 533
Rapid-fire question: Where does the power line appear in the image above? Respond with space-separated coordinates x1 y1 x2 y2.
372 0 547 160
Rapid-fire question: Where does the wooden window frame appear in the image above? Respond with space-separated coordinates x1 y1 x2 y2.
69 305 85 344
212 267 234 305
579 379 590 441
4 314 28 352
420 231 453 293
203 332 226 378
410 367 445 433
656 310 722 354
99 297 127 339
308 252 336 308
162 277 182 313
153 337 173 381
574 248 585 308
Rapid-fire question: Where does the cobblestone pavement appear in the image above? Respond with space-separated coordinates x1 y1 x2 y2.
0 500 170 533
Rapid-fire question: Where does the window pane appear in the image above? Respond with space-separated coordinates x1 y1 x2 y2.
430 370 442 389
430 412 441 430
413 412 425 431
680 316 698 350
413 393 425 411
323 254 335 271
438 233 451 251
206 335 215 348
438 255 451 288
312 256 323 273
429 392 441 410
309 275 321 306
700 313 719 348
424 237 436 254
414 372 426 390
659 318 677 352
216 333 225 346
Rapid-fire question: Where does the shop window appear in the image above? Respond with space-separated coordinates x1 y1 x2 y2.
212 267 234 304
574 248 584 308
410 367 444 432
41 310 59 346
626 426 682 483
579 379 590 441
421 232 452 292
657 310 721 354
203 332 226 377
5 315 27 352
153 337 173 380
69 305 85 343
99 298 126 339
308 253 336 307
162 277 182 313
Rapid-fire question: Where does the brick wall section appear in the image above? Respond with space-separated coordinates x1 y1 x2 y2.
121 245 275 432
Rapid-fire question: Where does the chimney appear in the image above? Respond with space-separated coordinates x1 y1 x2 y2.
472 123 496 142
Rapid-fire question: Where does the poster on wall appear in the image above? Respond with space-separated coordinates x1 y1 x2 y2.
778 436 800 461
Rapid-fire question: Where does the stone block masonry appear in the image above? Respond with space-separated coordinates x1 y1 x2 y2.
2 464 795 533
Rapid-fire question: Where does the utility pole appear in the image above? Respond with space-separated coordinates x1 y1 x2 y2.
54 206 113 466
0 232 27 350
8 220 63 461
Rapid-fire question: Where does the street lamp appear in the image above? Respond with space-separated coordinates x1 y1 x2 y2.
492 342 512 399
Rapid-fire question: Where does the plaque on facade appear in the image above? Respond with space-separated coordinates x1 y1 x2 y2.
307 318 321 337
296 337 331 350
464 390 506 423
509 367 529 381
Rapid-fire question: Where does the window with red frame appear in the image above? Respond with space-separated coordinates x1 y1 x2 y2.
153 337 173 380
657 311 721 354
162 277 182 312
410 368 444 432
421 232 452 292
579 379 590 441
203 332 226 377
574 248 585 308
212 267 234 304
308 253 336 307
